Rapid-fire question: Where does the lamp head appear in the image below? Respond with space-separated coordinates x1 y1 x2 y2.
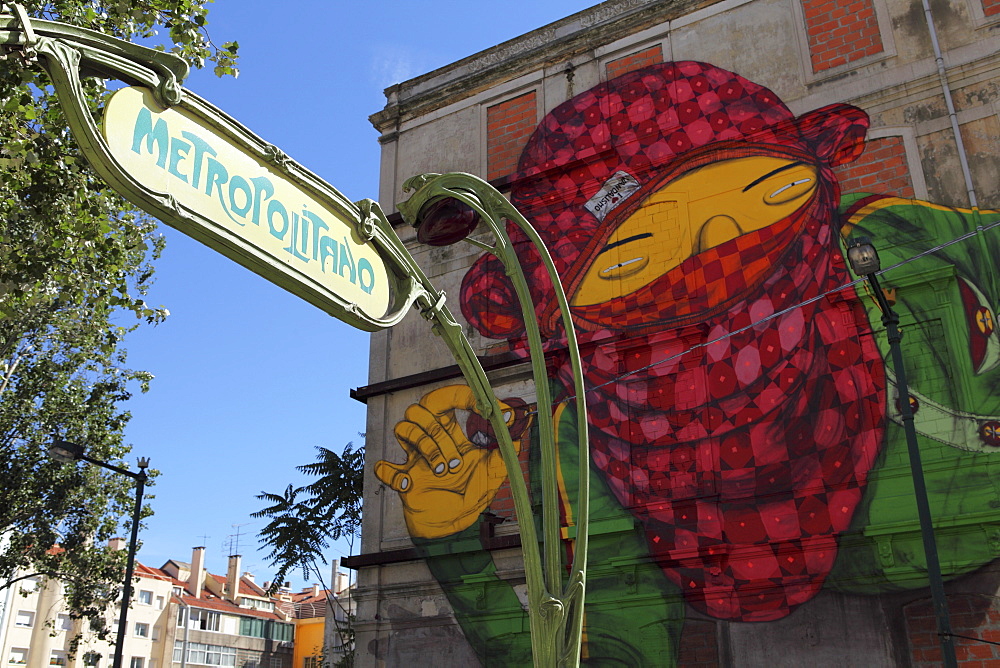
414 197 481 246
846 236 881 276
49 438 84 463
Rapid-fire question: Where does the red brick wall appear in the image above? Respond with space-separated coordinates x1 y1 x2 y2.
606 45 665 80
677 620 720 667
486 91 537 181
801 0 884 72
906 594 1000 666
984 0 1000 17
833 135 915 198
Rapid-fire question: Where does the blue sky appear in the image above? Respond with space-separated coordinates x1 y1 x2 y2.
123 1 596 591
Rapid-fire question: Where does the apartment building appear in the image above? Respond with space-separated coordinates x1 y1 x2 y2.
157 548 293 668
0 541 173 668
0 547 293 668
288 563 354 668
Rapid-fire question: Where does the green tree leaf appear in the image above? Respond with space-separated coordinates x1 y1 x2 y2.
253 441 364 587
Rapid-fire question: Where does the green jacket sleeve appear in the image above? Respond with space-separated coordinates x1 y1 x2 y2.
831 195 1000 593
414 525 533 664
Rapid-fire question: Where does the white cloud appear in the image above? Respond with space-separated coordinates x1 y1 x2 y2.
370 48 420 91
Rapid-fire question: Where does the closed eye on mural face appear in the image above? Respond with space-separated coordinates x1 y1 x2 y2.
768 178 813 200
742 161 804 192
599 256 649 277
597 233 653 278
599 233 654 255
741 161 817 206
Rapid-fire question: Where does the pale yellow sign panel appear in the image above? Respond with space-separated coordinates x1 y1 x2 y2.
102 86 390 318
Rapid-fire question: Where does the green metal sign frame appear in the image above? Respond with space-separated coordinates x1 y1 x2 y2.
0 11 412 332
0 7 591 666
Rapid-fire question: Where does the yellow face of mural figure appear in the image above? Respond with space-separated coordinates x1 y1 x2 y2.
572 156 821 306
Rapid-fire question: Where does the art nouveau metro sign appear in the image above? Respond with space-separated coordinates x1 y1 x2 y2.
0 10 431 332
103 86 390 320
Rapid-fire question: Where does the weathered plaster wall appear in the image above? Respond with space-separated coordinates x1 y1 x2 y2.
354 0 1000 664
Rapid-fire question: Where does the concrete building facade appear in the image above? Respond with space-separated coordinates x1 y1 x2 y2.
352 0 1000 665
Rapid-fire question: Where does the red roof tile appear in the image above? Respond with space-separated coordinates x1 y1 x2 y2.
139 559 289 620
172 593 285 620
240 579 267 596
135 563 188 586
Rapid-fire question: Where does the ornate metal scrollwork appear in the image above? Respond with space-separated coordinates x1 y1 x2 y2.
263 143 291 169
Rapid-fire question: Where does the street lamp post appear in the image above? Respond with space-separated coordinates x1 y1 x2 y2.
845 237 957 668
49 439 150 668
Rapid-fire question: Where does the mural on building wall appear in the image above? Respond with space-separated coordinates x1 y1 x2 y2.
374 61 1000 664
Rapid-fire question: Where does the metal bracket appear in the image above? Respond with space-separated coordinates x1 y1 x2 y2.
355 199 379 243
419 292 448 323
1 3 37 62
875 535 896 568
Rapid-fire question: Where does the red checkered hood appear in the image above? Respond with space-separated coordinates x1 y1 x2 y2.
458 62 884 622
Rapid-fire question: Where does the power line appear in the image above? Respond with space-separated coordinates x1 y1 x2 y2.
526 214 1000 413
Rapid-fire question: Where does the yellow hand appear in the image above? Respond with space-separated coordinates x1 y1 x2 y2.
374 385 528 539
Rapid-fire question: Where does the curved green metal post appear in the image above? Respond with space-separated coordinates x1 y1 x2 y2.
398 173 591 667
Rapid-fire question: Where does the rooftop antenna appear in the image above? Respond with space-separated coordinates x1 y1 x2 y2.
228 522 252 557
